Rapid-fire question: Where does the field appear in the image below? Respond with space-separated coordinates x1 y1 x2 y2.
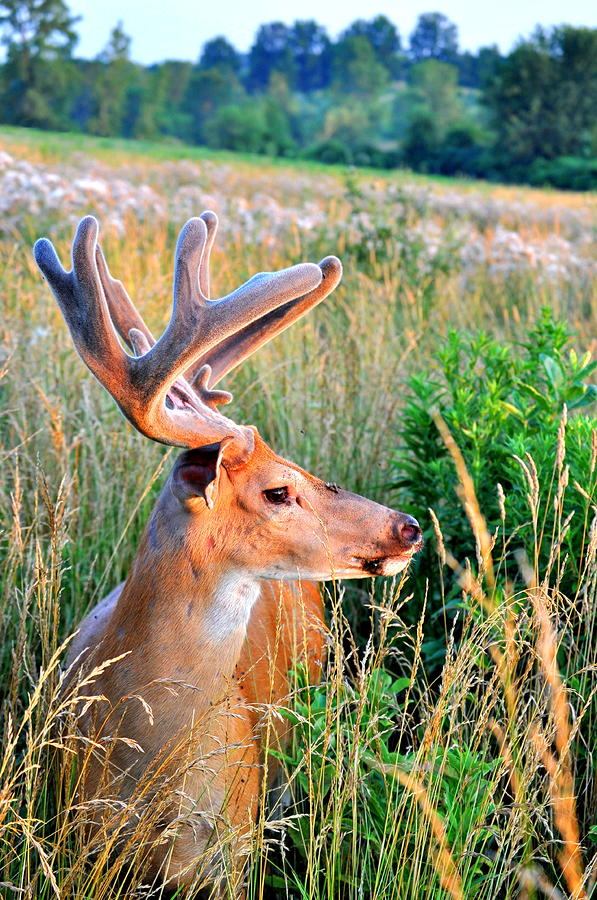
0 127 596 899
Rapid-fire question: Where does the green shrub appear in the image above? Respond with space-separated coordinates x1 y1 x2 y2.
527 156 597 191
392 310 597 654
432 124 490 177
305 138 353 165
204 104 268 154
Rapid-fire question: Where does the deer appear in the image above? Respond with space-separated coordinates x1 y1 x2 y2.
33 211 422 895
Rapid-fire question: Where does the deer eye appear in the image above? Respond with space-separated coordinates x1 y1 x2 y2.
263 487 289 504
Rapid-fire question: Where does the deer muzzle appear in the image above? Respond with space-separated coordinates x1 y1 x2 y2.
392 513 422 548
354 512 423 577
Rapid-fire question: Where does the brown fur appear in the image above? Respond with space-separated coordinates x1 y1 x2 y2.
65 432 421 889
35 213 421 893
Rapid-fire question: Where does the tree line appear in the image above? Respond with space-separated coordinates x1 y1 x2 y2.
0 1 596 189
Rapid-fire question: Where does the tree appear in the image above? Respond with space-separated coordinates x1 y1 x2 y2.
402 59 466 172
183 66 244 143
198 36 241 75
263 90 296 155
204 103 268 153
0 0 79 127
291 20 331 91
409 12 458 64
97 19 130 63
148 60 193 138
332 34 389 98
403 109 439 170
484 26 597 170
121 70 160 140
246 22 294 91
341 15 401 75
435 122 487 176
475 45 501 87
87 22 135 136
439 42 501 88
321 101 371 144
454 50 477 87
408 59 462 134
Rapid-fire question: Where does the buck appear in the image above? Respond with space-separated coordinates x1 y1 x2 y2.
34 212 422 895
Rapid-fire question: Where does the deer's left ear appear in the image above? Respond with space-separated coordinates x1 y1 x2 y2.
171 440 231 509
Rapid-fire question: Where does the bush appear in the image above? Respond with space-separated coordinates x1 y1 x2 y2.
433 124 489 177
305 138 353 165
305 139 398 169
402 110 439 171
391 310 597 654
527 156 597 191
350 141 392 168
203 104 268 154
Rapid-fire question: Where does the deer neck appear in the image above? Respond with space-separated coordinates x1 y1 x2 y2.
105 497 260 701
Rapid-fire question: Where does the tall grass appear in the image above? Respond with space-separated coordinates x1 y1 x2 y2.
0 128 595 897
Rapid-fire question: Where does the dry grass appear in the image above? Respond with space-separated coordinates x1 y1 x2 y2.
0 127 596 898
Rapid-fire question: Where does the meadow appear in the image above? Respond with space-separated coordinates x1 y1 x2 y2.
0 126 596 899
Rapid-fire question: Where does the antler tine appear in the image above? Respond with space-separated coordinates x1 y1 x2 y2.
186 255 343 387
141 217 323 397
198 209 218 298
94 214 229 413
34 217 247 450
95 210 215 353
95 242 156 352
34 217 130 409
34 214 333 454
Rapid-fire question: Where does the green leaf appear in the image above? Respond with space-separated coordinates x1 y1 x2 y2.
540 354 563 387
517 381 550 410
570 384 597 409
391 677 412 693
576 355 597 379
500 400 525 421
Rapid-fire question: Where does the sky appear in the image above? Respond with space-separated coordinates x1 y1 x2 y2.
68 0 596 64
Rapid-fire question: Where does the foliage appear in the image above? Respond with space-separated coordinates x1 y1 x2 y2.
306 137 395 168
289 19 332 92
0 6 594 188
86 22 134 137
409 12 459 64
340 14 402 76
484 26 597 171
202 95 296 157
306 137 353 165
331 34 390 99
203 104 267 154
403 110 440 171
392 310 597 630
0 0 78 128
247 21 297 92
198 35 242 75
182 67 245 144
273 665 502 898
527 156 597 191
408 61 463 135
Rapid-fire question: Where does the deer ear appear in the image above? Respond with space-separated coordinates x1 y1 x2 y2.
171 440 231 509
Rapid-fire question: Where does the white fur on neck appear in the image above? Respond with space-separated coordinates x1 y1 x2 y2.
203 572 260 642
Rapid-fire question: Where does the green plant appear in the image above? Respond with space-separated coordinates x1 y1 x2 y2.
392 309 597 648
528 156 597 191
271 664 501 899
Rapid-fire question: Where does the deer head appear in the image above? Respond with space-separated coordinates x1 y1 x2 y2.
34 213 422 586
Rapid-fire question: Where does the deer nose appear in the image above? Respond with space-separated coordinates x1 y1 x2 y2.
393 514 422 547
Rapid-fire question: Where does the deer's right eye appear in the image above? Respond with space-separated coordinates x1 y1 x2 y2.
263 487 289 504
